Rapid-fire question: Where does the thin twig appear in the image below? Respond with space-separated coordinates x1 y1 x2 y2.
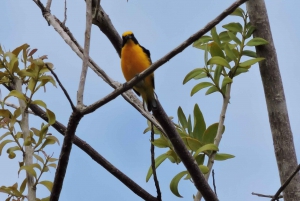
212 169 217 196
62 0 67 25
271 164 300 201
252 192 283 199
77 0 92 107
46 0 52 11
82 0 249 115
45 64 76 111
0 101 35 115
151 123 161 201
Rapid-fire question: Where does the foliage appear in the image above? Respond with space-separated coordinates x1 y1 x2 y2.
0 44 59 201
145 8 268 198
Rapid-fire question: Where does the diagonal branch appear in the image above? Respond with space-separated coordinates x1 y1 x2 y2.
271 164 300 201
77 0 92 107
46 64 76 110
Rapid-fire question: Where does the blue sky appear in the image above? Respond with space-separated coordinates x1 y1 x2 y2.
1 0 300 201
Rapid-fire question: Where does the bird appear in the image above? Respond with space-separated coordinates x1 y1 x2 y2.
121 31 157 112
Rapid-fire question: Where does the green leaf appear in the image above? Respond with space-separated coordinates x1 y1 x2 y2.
12 44 29 57
193 36 212 48
19 165 37 178
205 86 219 95
215 153 235 161
202 123 225 144
210 42 225 58
199 165 209 174
4 90 26 103
187 115 192 135
0 132 11 141
204 44 208 68
191 82 213 96
33 154 44 164
0 140 14 156
245 25 256 39
239 58 265 67
39 180 53 192
194 72 207 80
219 31 231 42
194 144 219 157
242 50 257 58
46 109 56 125
146 154 168 182
207 56 231 69
152 138 169 148
41 197 50 201
31 100 47 109
48 157 58 162
214 65 222 87
246 38 268 46
47 163 57 169
224 44 237 61
183 68 205 84
227 31 241 45
20 178 27 194
0 109 11 118
195 154 205 165
170 171 187 197
177 107 188 129
193 104 206 141
230 7 244 18
221 77 233 89
223 23 243 33
182 137 202 151
166 149 181 163
211 27 221 47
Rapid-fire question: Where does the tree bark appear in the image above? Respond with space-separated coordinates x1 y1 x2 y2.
246 1 300 200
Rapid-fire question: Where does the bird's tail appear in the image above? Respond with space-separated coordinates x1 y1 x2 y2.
143 91 157 112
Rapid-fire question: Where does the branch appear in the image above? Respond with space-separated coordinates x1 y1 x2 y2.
77 0 92 107
3 84 159 201
152 101 218 201
15 78 36 201
62 0 67 25
82 0 249 115
46 0 52 11
50 110 83 201
151 123 161 201
246 0 300 200
45 64 76 111
252 192 283 199
32 0 164 135
271 164 300 201
212 169 217 196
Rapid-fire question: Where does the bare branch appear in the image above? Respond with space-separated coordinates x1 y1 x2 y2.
45 64 76 111
152 101 218 201
252 192 283 199
15 78 36 201
77 0 92 107
271 164 300 201
46 0 52 11
50 110 83 201
151 123 161 201
62 0 67 25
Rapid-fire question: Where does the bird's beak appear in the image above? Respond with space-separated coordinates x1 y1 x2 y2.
124 35 133 41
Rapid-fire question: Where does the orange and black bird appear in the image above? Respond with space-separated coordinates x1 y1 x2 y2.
121 31 157 112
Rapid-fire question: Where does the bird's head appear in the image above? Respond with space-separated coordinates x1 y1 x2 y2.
122 31 139 46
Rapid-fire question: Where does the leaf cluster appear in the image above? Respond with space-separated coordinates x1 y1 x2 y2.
0 44 59 201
